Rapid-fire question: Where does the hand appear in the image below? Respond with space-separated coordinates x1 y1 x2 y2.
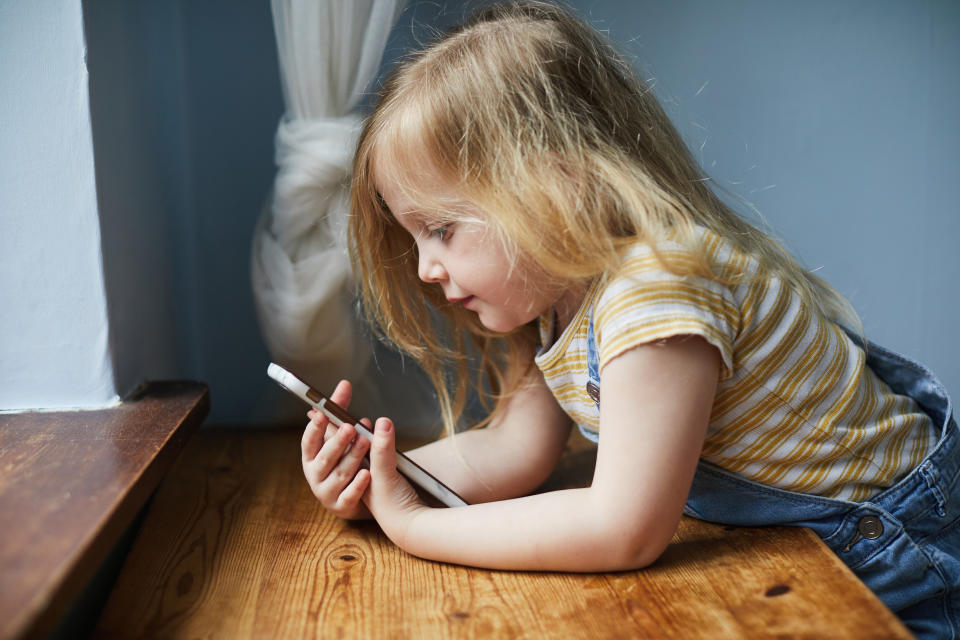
364 417 429 547
301 380 372 520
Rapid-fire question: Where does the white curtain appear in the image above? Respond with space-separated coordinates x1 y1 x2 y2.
252 0 420 421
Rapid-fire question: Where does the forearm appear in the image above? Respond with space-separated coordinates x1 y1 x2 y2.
393 488 676 572
404 425 568 504
402 368 571 504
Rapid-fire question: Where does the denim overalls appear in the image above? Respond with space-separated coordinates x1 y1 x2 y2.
585 316 960 638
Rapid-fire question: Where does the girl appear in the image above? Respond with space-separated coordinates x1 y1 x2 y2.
300 2 958 636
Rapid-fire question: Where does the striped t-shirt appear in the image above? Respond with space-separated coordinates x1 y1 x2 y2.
534 228 937 502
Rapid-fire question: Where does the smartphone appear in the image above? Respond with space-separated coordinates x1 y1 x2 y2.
267 363 468 508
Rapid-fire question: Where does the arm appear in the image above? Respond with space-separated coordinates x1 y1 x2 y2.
363 335 720 572
403 371 573 504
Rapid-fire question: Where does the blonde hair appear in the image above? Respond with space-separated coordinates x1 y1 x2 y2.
349 1 859 433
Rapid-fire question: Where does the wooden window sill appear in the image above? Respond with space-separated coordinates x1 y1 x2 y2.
0 381 209 640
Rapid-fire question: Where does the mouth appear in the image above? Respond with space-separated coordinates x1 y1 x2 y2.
447 295 475 307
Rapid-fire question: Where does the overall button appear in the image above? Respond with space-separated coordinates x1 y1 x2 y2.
842 515 884 553
586 381 600 404
857 515 884 539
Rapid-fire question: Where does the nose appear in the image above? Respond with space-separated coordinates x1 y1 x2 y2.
417 245 447 283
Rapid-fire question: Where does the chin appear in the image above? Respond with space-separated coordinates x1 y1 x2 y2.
478 315 524 334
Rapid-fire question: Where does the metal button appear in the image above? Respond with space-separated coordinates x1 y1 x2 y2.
843 515 885 552
857 515 884 540
586 381 600 404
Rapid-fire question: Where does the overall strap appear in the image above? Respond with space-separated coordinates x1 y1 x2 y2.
578 313 601 443
586 313 601 407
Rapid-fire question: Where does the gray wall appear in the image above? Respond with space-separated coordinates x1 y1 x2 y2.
376 0 960 401
83 0 284 422
582 0 960 396
7 1 954 421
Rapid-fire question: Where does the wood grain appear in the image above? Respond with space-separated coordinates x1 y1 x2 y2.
94 426 911 639
0 381 209 640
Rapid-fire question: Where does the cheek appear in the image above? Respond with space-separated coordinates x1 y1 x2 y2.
489 271 549 311
456 230 549 305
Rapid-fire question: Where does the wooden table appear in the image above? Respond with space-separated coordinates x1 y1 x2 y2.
94 426 911 639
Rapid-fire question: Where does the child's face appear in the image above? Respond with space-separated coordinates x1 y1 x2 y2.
377 171 569 333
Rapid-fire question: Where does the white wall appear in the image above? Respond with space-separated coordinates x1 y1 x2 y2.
0 0 116 409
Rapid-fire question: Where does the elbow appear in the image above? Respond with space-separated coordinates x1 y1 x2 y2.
585 512 677 572
598 535 669 572
627 535 671 570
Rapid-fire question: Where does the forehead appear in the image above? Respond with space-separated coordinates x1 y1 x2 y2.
371 145 467 219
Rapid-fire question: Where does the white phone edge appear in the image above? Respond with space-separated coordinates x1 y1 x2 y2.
267 363 467 508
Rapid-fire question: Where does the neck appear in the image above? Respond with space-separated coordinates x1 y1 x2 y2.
553 281 588 333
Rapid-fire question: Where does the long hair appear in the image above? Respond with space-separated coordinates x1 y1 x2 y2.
349 1 859 433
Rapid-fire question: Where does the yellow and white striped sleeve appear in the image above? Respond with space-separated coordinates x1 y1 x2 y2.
593 246 739 380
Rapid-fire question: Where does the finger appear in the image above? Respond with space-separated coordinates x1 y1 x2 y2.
339 417 374 445
329 379 353 410
307 423 357 483
301 414 329 463
309 405 346 446
368 417 397 477
321 420 339 444
342 426 370 462
320 432 369 496
335 468 371 512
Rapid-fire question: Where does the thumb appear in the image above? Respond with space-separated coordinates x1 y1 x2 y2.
368 417 397 476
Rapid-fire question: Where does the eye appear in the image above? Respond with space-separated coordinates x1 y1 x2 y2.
427 224 452 241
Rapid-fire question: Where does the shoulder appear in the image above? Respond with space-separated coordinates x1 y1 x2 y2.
592 232 739 379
